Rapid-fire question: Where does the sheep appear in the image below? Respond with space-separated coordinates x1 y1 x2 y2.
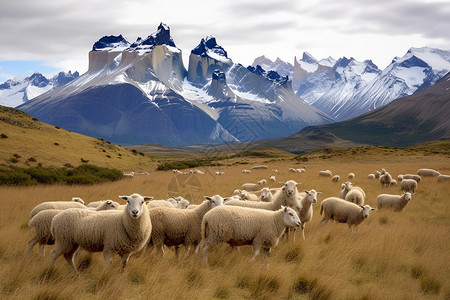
295 190 321 240
252 165 268 170
241 183 261 191
27 200 118 258
380 172 393 188
374 170 381 179
147 199 176 209
344 186 365 205
258 179 267 186
401 179 418 194
368 174 375 179
289 168 296 173
389 179 398 187
215 171 225 175
242 169 251 174
272 169 278 174
332 175 340 182
239 190 259 201
123 173 134 178
201 205 300 266
403 174 421 183
320 197 375 228
269 176 276 182
398 174 404 182
29 197 86 220
148 195 224 259
259 188 274 202
319 170 332 177
437 174 450 182
226 180 302 211
298 168 306 173
348 173 355 179
377 192 412 212
177 199 190 209
339 181 353 199
417 168 440 177
49 193 152 271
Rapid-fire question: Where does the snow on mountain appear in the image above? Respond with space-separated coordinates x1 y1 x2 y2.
0 71 79 107
252 56 294 79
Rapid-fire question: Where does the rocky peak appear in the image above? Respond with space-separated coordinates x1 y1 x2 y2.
92 34 130 51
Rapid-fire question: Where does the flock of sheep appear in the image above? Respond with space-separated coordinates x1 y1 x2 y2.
26 165 446 272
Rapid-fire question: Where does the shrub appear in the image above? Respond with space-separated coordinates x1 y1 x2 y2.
0 133 7 139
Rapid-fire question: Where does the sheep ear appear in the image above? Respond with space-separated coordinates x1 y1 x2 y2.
204 196 212 201
360 205 364 209
296 183 302 186
119 195 129 201
282 205 286 211
317 192 323 195
143 196 153 202
106 200 112 204
371 208 376 211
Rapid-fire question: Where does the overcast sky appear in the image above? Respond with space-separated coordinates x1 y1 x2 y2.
1 0 449 82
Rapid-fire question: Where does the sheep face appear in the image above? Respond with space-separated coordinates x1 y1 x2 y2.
204 195 224 208
305 190 321 204
361 205 375 218
281 180 300 197
283 206 301 227
260 188 271 201
72 197 85 205
106 200 119 210
120 194 152 219
404 192 412 202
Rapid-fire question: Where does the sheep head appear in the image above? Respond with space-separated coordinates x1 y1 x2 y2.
119 193 152 219
282 206 301 227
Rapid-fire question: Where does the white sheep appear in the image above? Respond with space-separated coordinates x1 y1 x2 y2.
398 174 404 182
389 179 398 187
201 205 300 266
344 186 366 205
252 165 268 170
403 174 421 183
289 168 296 173
29 197 86 220
296 190 321 240
269 176 276 182
147 199 178 209
242 169 251 174
380 172 393 188
377 192 412 212
401 179 418 193
27 200 118 258
241 183 261 191
226 180 302 211
259 188 274 202
348 173 355 179
417 168 440 177
148 195 224 259
49 193 152 271
239 190 259 201
368 174 375 179
319 170 332 177
177 199 190 209
258 179 267 185
339 181 353 199
332 175 340 182
374 170 381 179
320 197 375 228
123 173 134 178
437 174 450 182
215 171 225 175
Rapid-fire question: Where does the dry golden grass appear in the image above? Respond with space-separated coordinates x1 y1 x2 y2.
1 155 449 299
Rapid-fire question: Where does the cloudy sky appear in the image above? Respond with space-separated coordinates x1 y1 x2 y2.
1 0 449 82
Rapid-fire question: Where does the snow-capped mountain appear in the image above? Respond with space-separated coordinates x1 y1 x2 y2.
0 71 79 107
18 23 332 146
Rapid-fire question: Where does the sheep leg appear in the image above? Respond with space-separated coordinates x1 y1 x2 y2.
27 236 39 257
120 253 131 272
250 244 261 261
262 248 271 269
183 245 191 260
39 243 45 257
201 245 210 266
301 223 306 240
194 244 200 256
103 250 114 270
63 247 79 271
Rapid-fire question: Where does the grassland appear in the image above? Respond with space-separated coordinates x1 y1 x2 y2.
1 149 449 299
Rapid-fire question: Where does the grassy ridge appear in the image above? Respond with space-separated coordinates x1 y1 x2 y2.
1 155 449 299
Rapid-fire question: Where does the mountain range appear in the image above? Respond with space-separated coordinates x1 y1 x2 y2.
17 24 332 146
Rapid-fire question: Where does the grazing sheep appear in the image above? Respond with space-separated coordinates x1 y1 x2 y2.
252 165 268 170
348 173 355 179
320 197 375 228
377 192 412 212
437 174 450 182
389 179 398 187
319 170 332 177
296 190 321 240
242 183 261 192
269 176 276 182
380 172 393 188
177 199 190 209
239 190 259 201
27 200 118 258
368 174 375 179
258 179 267 186
339 181 353 199
215 171 225 175
242 169 251 174
123 173 134 178
374 170 381 179
226 180 302 211
259 188 274 202
289 168 296 173
49 193 152 271
403 174 421 183
401 179 418 193
29 198 86 220
149 195 224 258
417 168 440 177
344 187 365 205
201 206 300 265
332 175 340 182
398 174 404 182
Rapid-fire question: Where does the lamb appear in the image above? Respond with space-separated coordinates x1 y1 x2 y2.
269 176 276 182
226 180 302 211
27 200 118 258
319 170 332 177
29 197 86 219
401 179 418 193
417 168 440 177
242 169 251 174
49 193 152 271
348 173 355 179
148 195 224 258
437 174 450 182
377 192 412 212
296 190 321 240
380 172 393 188
259 188 274 202
332 175 340 182
201 206 301 266
320 197 375 228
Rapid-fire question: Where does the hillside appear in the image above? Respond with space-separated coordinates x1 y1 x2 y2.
0 106 155 171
